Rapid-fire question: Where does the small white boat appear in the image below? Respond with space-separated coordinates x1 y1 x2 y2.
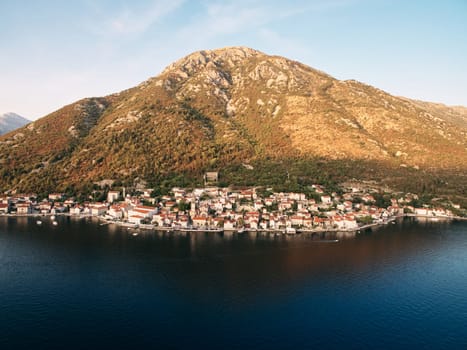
52 221 58 226
51 215 56 220
132 232 139 236
36 220 42 225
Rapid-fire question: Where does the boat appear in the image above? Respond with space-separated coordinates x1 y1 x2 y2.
312 239 339 243
52 221 58 226
132 232 139 236
50 215 56 220
285 227 296 235
36 220 42 225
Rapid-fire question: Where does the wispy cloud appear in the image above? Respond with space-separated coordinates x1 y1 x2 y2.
93 0 185 36
177 1 276 40
173 0 357 48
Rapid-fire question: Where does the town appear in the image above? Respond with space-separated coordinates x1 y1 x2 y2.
0 173 461 235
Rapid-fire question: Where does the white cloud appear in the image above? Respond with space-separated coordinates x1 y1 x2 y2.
257 28 313 60
173 0 357 49
97 0 185 36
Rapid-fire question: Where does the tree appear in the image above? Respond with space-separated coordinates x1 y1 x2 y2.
374 193 391 208
292 201 298 211
178 200 191 212
357 215 373 224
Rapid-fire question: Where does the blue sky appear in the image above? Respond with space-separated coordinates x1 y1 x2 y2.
1 0 466 120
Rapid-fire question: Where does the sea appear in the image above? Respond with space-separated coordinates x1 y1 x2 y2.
0 216 466 349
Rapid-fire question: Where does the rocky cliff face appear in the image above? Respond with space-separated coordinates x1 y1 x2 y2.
0 46 465 193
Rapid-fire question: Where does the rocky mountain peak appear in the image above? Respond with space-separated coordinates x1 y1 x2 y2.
0 47 465 195
162 46 263 76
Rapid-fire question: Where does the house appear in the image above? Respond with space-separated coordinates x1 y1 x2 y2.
308 203 319 212
152 213 166 227
259 220 268 230
53 205 67 213
224 219 235 230
343 215 358 229
70 206 82 215
239 189 254 200
322 218 332 228
48 193 64 201
192 216 208 228
172 188 186 198
91 205 108 216
205 187 219 197
320 196 332 204
0 196 10 205
254 200 264 210
176 215 189 228
108 205 124 219
414 208 430 216
388 206 403 216
314 186 324 194
0 203 9 214
249 219 258 230
245 211 260 220
128 215 145 225
164 201 176 209
303 217 313 228
362 195 375 203
107 191 120 203
269 219 278 230
193 188 205 197
39 201 53 214
143 189 154 198
128 205 157 221
278 200 293 211
342 201 352 210
313 217 324 228
332 216 345 229
204 172 219 184
432 208 447 216
64 198 76 207
290 215 303 227
287 193 301 201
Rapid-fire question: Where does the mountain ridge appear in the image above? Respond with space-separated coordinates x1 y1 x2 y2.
0 46 465 196
0 112 30 135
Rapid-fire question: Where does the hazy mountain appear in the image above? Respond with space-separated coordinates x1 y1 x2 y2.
0 47 465 195
0 112 30 135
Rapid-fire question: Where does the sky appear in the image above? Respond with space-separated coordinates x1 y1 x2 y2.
0 0 466 120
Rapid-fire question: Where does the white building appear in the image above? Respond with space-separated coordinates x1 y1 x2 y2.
107 191 120 203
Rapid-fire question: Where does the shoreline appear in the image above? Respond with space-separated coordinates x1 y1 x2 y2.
0 213 467 235
2 212 463 236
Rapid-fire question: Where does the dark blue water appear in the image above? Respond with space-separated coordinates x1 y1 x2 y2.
1 216 466 349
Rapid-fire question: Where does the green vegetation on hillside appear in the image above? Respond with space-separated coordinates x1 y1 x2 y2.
0 47 465 207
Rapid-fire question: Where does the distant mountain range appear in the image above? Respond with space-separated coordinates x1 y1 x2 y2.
0 47 466 197
0 112 30 135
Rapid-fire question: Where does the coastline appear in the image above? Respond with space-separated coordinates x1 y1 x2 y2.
2 212 463 237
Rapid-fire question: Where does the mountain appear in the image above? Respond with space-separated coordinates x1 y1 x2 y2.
0 47 466 197
0 112 30 135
